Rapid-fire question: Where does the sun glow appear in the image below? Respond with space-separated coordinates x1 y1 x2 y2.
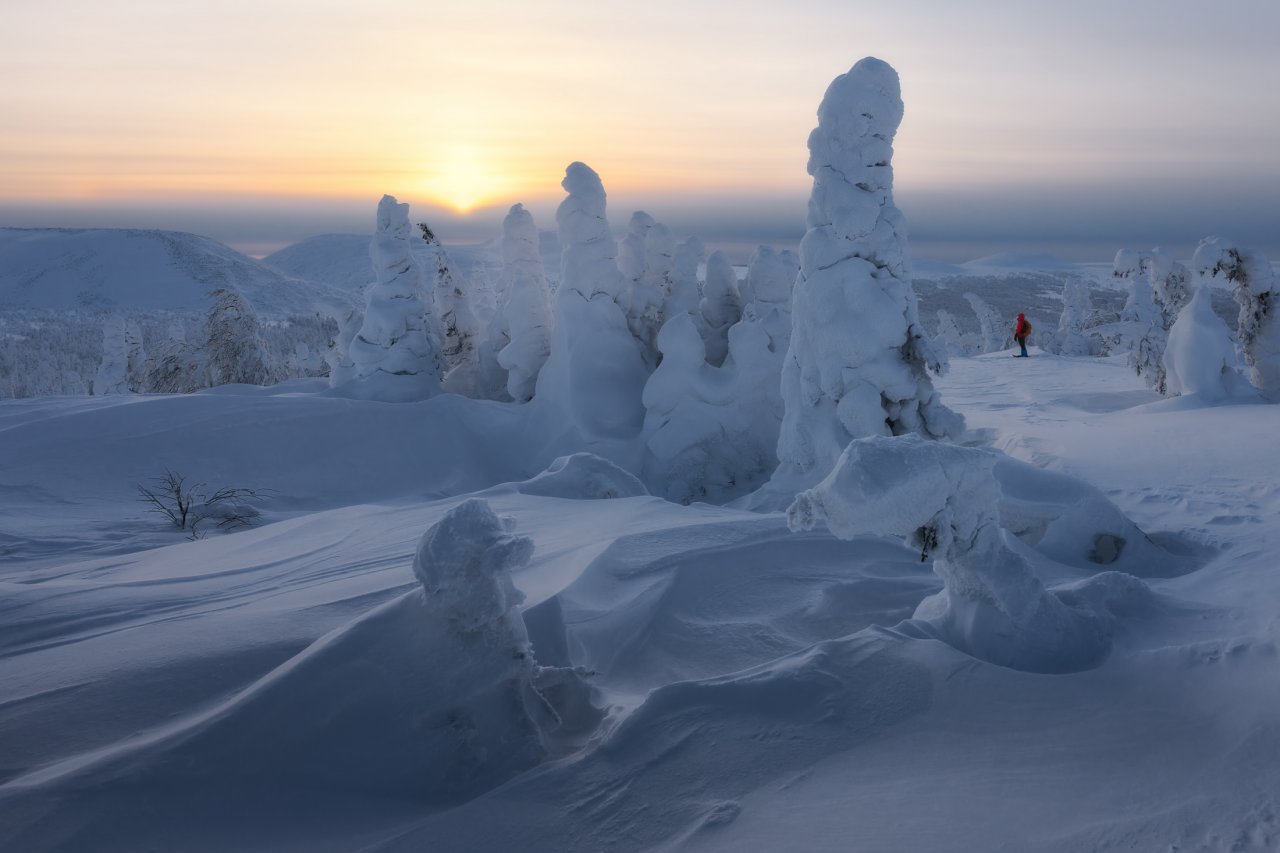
421 147 516 214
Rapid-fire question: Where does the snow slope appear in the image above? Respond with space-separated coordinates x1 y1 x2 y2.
0 228 350 317
1 353 1279 851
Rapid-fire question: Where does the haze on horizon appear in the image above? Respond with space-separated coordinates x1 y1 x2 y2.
3 0 1278 262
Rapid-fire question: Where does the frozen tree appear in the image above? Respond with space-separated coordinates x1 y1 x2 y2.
1046 277 1097 356
1163 277 1243 402
933 309 976 357
641 314 777 503
1149 247 1191 327
204 287 273 386
494 204 554 402
699 250 740 367
344 195 442 401
93 314 138 394
1194 236 1280 401
663 236 704 320
774 57 962 491
533 163 647 439
326 305 362 387
1114 249 1169 392
618 211 675 369
744 245 797 311
963 292 1008 353
789 435 1155 673
418 223 480 394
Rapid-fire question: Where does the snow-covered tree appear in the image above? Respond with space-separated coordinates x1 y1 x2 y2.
1046 277 1098 356
419 222 480 395
326 305 362 387
495 204 553 403
1114 249 1168 392
662 236 703 320
744 245 797 311
93 314 142 394
204 287 273 386
774 57 963 490
934 309 977 357
533 163 647 439
1163 276 1243 402
963 292 1009 353
699 250 740 367
618 211 675 370
344 195 442 401
1194 236 1280 401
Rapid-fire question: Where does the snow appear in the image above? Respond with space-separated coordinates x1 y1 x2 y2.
3 323 1280 850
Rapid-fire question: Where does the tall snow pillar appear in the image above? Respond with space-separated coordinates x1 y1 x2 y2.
774 57 962 490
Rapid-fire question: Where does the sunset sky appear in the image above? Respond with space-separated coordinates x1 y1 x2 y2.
3 0 1278 260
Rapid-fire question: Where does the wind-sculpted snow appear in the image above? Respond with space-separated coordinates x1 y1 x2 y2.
774 57 962 496
513 452 647 500
789 435 1168 673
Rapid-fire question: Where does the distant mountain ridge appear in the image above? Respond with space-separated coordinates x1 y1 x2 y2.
0 228 351 317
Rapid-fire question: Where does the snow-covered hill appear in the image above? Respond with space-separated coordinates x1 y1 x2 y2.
0 228 350 317
1 352 1278 852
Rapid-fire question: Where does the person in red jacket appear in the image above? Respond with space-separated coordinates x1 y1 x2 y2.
1014 313 1031 357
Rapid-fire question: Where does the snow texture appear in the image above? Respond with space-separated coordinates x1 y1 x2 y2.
775 57 963 492
513 452 648 500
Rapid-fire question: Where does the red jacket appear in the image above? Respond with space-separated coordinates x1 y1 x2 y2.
1015 316 1030 338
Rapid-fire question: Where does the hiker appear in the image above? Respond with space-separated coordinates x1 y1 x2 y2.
1014 313 1031 357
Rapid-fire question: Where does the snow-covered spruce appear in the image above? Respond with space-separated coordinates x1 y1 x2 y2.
963 292 1009 354
343 195 442 401
93 314 144 394
418 222 481 395
933 308 977 357
1045 277 1098 357
204 287 275 386
493 204 553 402
1114 249 1168 392
325 304 362 387
775 57 962 490
788 435 1155 673
663 236 704 321
1162 275 1244 402
1194 237 1280 401
618 211 675 370
532 163 647 439
699 250 741 367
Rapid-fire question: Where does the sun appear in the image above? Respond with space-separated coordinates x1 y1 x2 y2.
423 147 511 214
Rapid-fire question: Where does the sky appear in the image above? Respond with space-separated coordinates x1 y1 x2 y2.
2 0 1278 262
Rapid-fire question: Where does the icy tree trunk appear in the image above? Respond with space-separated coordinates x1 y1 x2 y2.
774 57 962 490
495 203 554 403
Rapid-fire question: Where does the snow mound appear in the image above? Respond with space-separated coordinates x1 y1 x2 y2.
0 227 349 317
514 452 647 500
789 435 1165 672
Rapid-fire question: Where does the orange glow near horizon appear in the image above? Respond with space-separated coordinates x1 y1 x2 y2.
2 0 1277 240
